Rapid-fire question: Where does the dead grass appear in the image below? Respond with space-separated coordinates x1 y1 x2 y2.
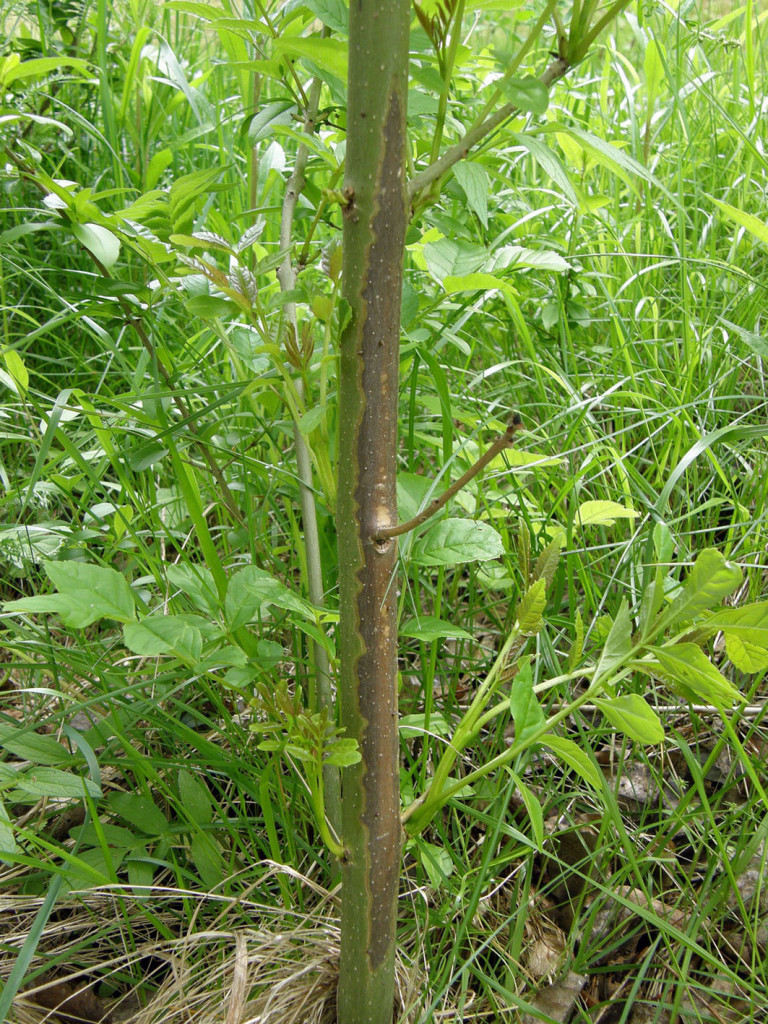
0 865 425 1024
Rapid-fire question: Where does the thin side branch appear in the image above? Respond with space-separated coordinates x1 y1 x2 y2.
407 57 570 204
375 414 523 541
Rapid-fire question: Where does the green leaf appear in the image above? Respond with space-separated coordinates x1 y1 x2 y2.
190 833 223 888
169 166 228 233
443 271 517 300
518 524 531 582
418 348 453 460
654 521 674 564
298 406 326 436
324 738 361 767
501 450 561 468
246 99 296 143
0 598 74 618
3 349 28 396
724 633 768 674
417 839 454 889
400 616 472 642
109 794 170 837
71 824 145 849
569 609 584 670
0 111 73 137
4 560 136 627
156 38 213 124
185 295 239 318
164 0 224 17
0 798 18 855
411 518 504 566
13 768 101 800
3 55 89 85
337 297 352 334
509 662 546 745
397 474 444 523
515 579 546 635
704 602 768 647
126 853 155 890
166 564 219 616
453 162 489 228
551 124 656 195
660 548 742 629
508 772 543 849
541 300 559 330
304 0 349 33
712 198 768 249
273 37 348 82
123 615 203 663
649 643 741 708
399 713 451 740
423 237 488 281
638 522 676 639
531 535 562 590
719 319 768 359
566 299 591 327
468 0 534 7
197 645 249 674
575 500 639 527
500 75 549 114
61 846 124 890
593 599 632 684
178 770 214 826
294 618 336 657
637 579 664 640
593 694 665 745
72 223 121 269
491 245 569 273
225 566 314 631
46 560 136 622
169 231 234 254
145 147 173 190
0 726 72 766
512 132 579 207
540 735 602 789
644 38 665 105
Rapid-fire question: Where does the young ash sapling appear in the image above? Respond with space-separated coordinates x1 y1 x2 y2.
5 5 766 1024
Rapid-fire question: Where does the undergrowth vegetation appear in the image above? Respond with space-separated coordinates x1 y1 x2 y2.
1 0 767 1021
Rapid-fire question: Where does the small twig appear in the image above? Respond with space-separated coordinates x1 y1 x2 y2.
376 414 523 542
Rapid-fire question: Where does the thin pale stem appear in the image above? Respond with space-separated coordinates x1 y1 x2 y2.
276 51 341 839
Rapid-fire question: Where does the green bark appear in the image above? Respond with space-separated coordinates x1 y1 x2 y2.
336 3 411 1022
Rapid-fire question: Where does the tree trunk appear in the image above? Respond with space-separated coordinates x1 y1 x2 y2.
336 3 410 1022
